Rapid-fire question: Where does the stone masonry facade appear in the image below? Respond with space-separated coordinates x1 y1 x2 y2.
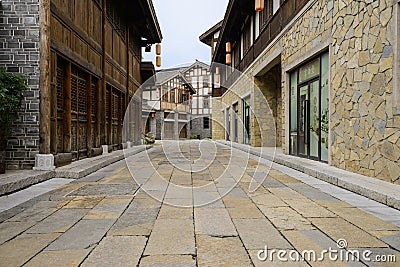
190 115 212 139
212 0 400 184
0 0 40 169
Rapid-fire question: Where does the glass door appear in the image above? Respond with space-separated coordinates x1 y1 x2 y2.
243 98 251 145
309 80 320 159
298 80 320 159
298 85 308 157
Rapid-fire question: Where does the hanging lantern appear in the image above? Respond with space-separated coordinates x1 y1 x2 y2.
156 43 161 55
255 0 264 12
226 53 232 65
215 67 220 75
226 42 232 53
156 56 161 67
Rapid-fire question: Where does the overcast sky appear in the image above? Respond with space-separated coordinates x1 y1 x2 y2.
143 0 229 69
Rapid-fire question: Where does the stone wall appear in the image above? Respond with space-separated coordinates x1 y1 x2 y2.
213 0 400 184
0 0 40 169
328 0 399 182
190 115 212 139
211 97 226 140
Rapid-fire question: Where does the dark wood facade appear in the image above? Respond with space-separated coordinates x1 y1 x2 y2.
212 0 309 96
44 0 161 164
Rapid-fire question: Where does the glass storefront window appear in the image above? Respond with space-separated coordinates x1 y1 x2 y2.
299 58 320 83
320 52 329 162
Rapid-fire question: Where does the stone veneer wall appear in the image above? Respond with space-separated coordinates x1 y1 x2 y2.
212 0 400 183
211 97 226 140
328 0 399 182
190 115 212 139
0 0 40 169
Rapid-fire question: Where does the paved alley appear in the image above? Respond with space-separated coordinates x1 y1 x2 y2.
0 141 399 266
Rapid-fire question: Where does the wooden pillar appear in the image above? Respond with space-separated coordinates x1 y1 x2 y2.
101 0 107 145
38 0 51 154
64 62 72 152
125 26 130 144
95 79 101 148
86 74 92 156
108 87 112 145
50 55 57 154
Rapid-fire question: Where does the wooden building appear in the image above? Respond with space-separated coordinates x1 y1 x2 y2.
143 68 195 140
1 0 162 170
182 61 213 139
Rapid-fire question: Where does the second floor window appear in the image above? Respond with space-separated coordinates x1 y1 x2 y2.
203 97 210 109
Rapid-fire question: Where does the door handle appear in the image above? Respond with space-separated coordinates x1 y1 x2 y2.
304 100 309 145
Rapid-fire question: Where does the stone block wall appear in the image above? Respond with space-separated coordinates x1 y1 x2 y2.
190 115 212 139
0 0 40 169
211 97 226 140
328 0 399 182
213 0 400 183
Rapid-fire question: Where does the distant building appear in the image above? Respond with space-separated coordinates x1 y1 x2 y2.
203 0 400 184
143 68 195 140
143 60 213 140
0 0 162 170
183 61 213 139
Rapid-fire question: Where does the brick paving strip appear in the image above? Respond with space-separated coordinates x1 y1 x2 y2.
0 140 398 266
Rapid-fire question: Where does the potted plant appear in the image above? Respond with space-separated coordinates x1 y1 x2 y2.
143 132 155 145
0 68 27 173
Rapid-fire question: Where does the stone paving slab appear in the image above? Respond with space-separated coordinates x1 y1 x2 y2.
26 208 88 234
0 220 35 245
233 218 293 250
0 233 60 266
6 200 66 222
196 235 253 267
144 219 195 255
217 141 400 210
82 236 147 267
68 184 139 197
46 219 116 250
194 208 237 237
309 217 389 248
248 249 310 267
25 249 91 267
139 255 197 267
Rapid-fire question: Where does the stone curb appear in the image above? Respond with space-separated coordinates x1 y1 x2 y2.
0 145 152 195
217 141 400 211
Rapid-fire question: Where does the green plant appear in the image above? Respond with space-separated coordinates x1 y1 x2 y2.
142 132 155 145
190 134 199 139
0 68 27 145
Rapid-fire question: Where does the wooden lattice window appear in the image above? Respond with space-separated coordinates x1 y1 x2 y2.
56 61 65 153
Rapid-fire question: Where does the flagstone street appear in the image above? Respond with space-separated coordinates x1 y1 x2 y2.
0 141 399 266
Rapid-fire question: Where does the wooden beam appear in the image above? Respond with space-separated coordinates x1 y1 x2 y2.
51 41 102 78
39 0 51 154
64 62 72 152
